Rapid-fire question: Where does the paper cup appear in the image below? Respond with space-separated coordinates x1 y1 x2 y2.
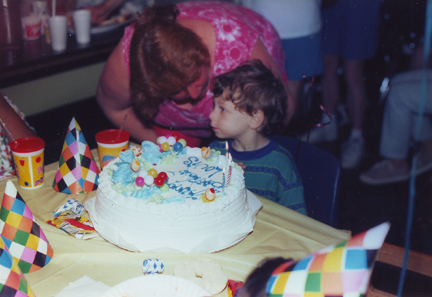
22 15 42 40
10 137 45 190
95 129 130 169
73 9 91 44
48 15 68 51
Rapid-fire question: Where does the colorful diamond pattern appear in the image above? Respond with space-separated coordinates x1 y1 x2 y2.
266 223 390 297
0 181 53 274
0 236 35 297
53 118 99 194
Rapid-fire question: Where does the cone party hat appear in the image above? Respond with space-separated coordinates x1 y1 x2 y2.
0 236 35 297
266 222 390 297
53 117 99 194
0 180 53 274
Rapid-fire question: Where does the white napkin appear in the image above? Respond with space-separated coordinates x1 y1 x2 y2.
54 275 110 297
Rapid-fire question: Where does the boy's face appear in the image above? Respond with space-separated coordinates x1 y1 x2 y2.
209 96 254 140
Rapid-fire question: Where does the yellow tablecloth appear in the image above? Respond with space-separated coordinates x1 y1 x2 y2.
0 150 350 297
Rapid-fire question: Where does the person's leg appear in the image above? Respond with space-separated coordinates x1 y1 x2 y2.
379 70 432 159
283 34 323 119
343 59 366 131
360 70 432 184
287 79 303 115
322 54 340 115
301 54 339 143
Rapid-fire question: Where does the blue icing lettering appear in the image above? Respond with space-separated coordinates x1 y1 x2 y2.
182 157 222 178
168 184 198 200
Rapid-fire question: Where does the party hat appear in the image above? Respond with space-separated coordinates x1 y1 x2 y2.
53 117 99 194
266 222 390 297
0 236 36 297
0 180 54 273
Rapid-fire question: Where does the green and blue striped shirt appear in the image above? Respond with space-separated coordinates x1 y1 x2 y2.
210 139 306 215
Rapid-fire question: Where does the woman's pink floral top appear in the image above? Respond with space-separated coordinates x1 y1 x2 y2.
122 1 284 138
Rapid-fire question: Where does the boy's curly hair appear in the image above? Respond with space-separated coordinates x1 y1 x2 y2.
212 60 287 135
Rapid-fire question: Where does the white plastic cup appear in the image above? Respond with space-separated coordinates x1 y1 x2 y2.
73 9 91 44
48 15 68 51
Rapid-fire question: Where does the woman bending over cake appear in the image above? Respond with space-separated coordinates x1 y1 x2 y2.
96 1 294 147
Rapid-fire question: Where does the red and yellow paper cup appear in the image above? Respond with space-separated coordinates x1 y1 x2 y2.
95 129 130 169
10 137 45 190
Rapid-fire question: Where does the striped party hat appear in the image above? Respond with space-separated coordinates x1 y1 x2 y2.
53 117 99 194
0 180 53 274
0 236 35 297
266 222 390 297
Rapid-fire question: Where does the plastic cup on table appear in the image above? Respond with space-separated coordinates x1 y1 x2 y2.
10 137 45 190
22 15 42 40
95 129 130 169
72 9 91 44
48 15 68 51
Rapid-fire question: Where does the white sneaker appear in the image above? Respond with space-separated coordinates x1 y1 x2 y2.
300 122 338 144
341 137 365 169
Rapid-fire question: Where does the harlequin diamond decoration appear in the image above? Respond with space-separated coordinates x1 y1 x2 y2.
0 180 54 274
53 117 99 194
266 222 390 297
0 236 35 297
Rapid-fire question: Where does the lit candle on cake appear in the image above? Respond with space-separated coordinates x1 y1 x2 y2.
226 153 233 187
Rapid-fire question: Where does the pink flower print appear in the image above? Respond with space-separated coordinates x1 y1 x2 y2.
215 19 241 43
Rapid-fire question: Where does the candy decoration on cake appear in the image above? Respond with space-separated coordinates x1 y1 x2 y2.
266 222 390 297
0 236 35 297
201 147 212 159
0 181 54 273
202 188 216 203
142 258 164 274
53 117 99 194
157 134 186 153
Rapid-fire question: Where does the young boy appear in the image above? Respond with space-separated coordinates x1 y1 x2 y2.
209 60 306 215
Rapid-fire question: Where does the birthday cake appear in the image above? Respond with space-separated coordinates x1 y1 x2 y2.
85 138 262 253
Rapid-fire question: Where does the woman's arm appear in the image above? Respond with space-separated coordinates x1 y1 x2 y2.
0 95 38 142
249 38 296 126
96 42 159 143
86 0 126 24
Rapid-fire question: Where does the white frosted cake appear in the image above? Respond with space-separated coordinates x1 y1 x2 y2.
85 140 262 253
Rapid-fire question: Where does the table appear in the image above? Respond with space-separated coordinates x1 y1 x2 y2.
0 24 125 88
0 150 350 297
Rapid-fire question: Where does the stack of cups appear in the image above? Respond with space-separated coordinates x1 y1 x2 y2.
10 137 45 190
73 9 92 44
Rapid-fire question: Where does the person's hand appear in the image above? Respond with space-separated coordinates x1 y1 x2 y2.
86 5 112 25
85 0 126 25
